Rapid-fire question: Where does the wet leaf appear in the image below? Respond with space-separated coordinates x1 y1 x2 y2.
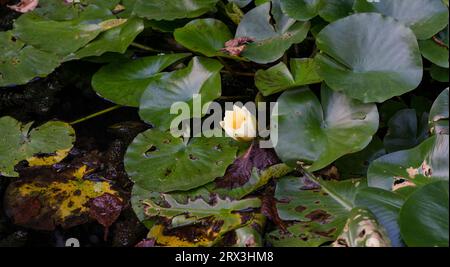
89 193 124 240
125 129 237 192
4 165 121 230
399 181 449 247
273 85 379 171
368 135 449 190
0 116 75 177
234 1 310 64
315 13 423 103
92 53 191 107
255 58 323 96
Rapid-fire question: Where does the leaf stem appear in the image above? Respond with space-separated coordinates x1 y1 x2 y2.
432 36 449 49
299 166 353 211
131 42 162 53
69 105 122 125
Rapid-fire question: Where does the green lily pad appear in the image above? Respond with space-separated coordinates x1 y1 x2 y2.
174 18 233 57
368 135 449 190
91 53 191 107
255 58 323 96
315 13 423 103
272 85 379 171
354 0 449 40
399 181 449 247
124 129 237 192
69 17 145 60
132 0 220 20
0 116 75 177
235 2 310 64
420 25 449 67
139 57 223 130
13 6 124 56
318 0 354 22
0 31 60 87
429 88 449 135
384 109 429 153
280 0 323 21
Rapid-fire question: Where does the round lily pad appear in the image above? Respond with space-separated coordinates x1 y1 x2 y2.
354 0 449 40
315 13 423 103
280 0 323 21
124 129 238 192
0 116 75 177
272 85 379 171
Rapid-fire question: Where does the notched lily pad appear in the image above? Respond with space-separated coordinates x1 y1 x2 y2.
142 194 261 247
0 116 75 177
125 129 238 192
234 2 310 64
315 13 423 103
273 85 379 171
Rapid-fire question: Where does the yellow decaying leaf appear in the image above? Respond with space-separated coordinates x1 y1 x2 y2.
147 224 219 247
26 148 71 167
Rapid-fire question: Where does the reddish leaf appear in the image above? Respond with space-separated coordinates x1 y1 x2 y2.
221 37 254 56
215 141 280 189
89 193 124 240
7 0 38 13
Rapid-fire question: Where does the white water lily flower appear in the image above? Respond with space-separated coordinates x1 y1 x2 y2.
220 105 257 142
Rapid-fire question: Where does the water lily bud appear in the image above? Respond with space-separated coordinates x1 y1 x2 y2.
220 105 257 142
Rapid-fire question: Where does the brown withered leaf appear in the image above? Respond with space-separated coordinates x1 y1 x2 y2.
7 0 38 13
215 141 280 189
89 193 124 241
221 37 254 56
261 186 287 232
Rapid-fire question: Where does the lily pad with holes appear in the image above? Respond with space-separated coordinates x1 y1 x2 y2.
143 194 261 247
0 116 75 177
124 129 238 192
131 0 220 21
315 13 423 103
255 58 322 96
354 0 449 40
174 18 233 58
267 175 367 246
272 85 379 171
91 53 191 107
139 57 223 130
0 31 60 87
368 135 449 191
234 2 310 64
